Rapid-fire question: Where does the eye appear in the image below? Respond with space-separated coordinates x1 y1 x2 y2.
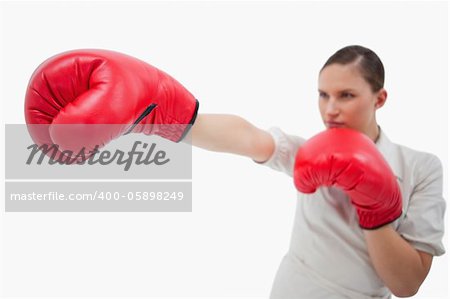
341 92 354 99
319 92 328 99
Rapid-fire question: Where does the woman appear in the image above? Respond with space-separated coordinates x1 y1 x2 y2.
190 45 446 298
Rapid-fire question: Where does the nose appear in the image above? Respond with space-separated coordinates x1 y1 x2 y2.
324 98 340 116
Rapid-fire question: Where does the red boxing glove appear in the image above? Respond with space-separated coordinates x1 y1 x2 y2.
294 128 402 229
25 49 199 160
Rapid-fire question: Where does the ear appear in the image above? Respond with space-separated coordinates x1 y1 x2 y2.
374 88 387 109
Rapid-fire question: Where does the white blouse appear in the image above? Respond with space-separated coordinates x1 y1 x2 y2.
255 127 446 299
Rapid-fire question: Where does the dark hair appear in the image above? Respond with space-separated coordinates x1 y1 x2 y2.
320 45 385 92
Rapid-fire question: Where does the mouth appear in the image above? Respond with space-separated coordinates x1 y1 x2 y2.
325 121 345 128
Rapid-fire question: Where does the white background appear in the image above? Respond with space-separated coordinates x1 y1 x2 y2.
0 1 448 298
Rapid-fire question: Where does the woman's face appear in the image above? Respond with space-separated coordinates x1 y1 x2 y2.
318 63 386 141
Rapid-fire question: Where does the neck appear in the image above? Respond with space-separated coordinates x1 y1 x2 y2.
370 125 381 143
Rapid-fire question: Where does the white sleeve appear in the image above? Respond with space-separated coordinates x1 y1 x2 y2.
397 154 446 256
253 127 305 177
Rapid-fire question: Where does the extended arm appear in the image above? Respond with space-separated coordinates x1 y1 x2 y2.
189 113 274 162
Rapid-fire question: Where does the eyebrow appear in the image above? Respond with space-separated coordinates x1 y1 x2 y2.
318 89 357 93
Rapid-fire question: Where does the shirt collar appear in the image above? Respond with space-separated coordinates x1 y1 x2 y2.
375 127 403 182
